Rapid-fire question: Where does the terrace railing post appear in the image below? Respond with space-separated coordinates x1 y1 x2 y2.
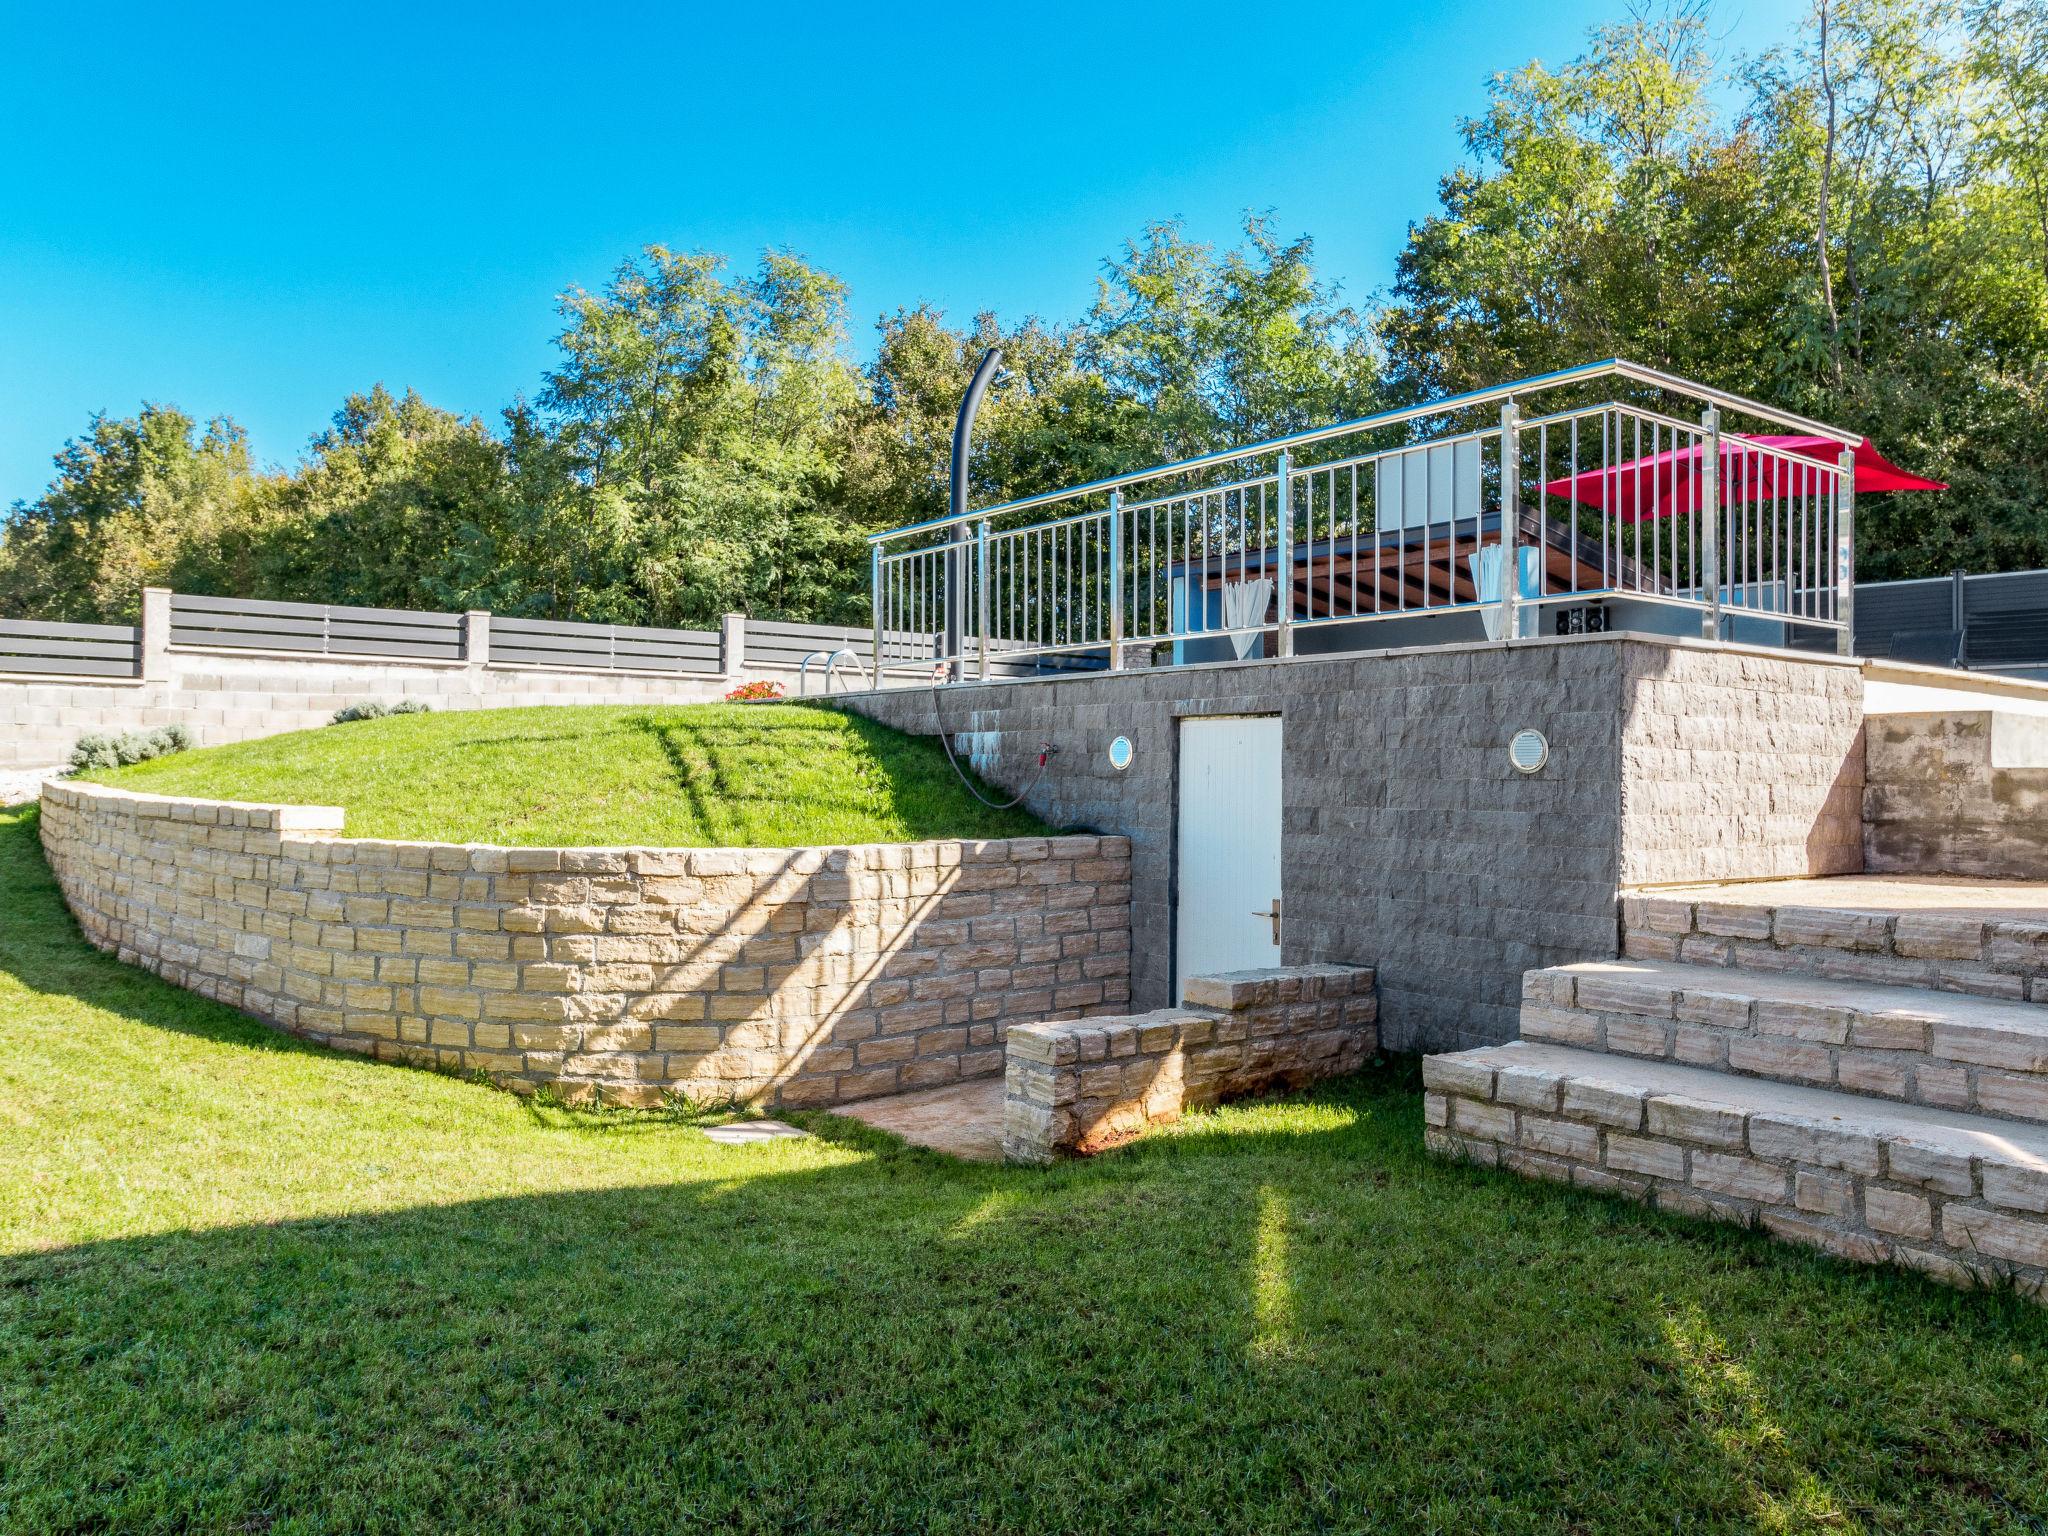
869 545 884 688
976 519 991 682
1700 406 1722 641
1275 451 1294 658
1836 445 1857 656
1499 400 1521 642
1107 493 1124 670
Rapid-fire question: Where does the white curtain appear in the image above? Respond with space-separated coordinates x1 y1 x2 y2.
1220 577 1276 660
1468 547 1542 640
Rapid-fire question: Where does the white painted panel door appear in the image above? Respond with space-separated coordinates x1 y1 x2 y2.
1176 715 1283 1001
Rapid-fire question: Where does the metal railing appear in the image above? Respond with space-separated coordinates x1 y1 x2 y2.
869 359 1860 679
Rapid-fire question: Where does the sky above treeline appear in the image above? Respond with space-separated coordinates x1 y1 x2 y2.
0 0 1807 507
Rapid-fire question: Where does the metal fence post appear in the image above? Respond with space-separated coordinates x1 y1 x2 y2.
1275 451 1294 658
1106 493 1124 670
976 519 991 681
869 545 885 687
1700 406 1722 641
1836 445 1857 656
1499 399 1520 642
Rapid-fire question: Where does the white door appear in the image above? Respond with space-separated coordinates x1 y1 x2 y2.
1175 715 1283 1000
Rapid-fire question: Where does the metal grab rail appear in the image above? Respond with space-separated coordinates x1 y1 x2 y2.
797 648 869 696
871 360 1860 681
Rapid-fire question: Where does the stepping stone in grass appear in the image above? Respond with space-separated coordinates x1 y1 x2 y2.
700 1120 807 1145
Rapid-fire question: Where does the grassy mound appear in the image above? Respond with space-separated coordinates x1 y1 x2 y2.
83 702 1049 847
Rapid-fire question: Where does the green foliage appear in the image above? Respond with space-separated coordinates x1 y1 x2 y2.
1380 0 2048 579
66 723 192 775
329 698 432 725
85 703 1050 847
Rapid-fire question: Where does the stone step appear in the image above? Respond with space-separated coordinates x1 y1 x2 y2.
1522 959 2048 1126
1622 878 2048 1002
1423 1040 2048 1295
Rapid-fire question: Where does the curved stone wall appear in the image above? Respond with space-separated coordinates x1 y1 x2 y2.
38 780 1131 1108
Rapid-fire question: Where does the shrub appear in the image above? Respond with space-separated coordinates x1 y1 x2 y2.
68 723 194 775
331 699 433 725
724 679 784 702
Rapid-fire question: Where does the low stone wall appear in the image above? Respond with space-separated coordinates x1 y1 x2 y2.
1865 710 2048 880
1 649 772 769
39 779 1131 1108
1002 963 1377 1162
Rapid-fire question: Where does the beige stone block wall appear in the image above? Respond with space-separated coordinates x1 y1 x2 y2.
1619 644 1865 885
1002 963 1376 1162
38 779 1131 1108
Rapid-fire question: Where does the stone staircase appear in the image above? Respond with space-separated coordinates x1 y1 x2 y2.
1424 880 2048 1294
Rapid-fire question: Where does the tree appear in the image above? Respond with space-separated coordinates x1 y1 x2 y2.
0 406 276 621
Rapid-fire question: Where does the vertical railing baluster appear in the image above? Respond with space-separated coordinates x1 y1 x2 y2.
1500 398 1520 641
1276 453 1294 656
1108 493 1124 669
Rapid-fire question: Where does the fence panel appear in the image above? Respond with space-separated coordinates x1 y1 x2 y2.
489 616 719 674
0 618 141 678
169 593 465 661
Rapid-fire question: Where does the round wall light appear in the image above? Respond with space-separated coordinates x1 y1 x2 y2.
1107 735 1135 772
1508 729 1549 774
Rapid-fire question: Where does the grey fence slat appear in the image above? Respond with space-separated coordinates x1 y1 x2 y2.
492 616 623 640
0 653 141 677
0 617 138 643
172 629 318 652
324 620 468 646
491 642 610 664
172 615 328 639
319 637 466 661
0 634 139 660
170 592 460 627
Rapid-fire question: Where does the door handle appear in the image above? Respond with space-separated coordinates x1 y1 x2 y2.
1250 898 1281 944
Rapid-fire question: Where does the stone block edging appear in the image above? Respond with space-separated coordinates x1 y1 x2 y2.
1002 962 1378 1162
38 778 1132 1109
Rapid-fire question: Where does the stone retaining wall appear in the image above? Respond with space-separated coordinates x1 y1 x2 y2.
1002 963 1377 1162
1865 710 2048 880
842 633 1865 1052
39 779 1131 1108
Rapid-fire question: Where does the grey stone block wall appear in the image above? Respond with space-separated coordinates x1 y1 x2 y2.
839 634 1865 1053
1619 644 1865 884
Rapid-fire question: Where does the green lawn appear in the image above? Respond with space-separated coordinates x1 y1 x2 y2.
80 702 1048 847
5 803 2048 1533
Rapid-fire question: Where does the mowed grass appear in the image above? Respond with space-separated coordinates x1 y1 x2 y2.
5 806 2048 1532
81 702 1048 847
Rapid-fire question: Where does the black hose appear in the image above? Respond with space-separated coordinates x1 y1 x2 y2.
928 674 1052 811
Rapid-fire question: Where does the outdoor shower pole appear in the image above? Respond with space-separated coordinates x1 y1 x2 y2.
947 347 1004 682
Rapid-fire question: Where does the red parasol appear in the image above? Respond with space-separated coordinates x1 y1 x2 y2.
1542 434 1947 521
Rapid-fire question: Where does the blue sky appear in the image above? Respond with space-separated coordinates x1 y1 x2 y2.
0 0 1806 507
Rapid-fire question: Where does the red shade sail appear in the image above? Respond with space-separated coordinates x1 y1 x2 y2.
1542 433 1947 522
